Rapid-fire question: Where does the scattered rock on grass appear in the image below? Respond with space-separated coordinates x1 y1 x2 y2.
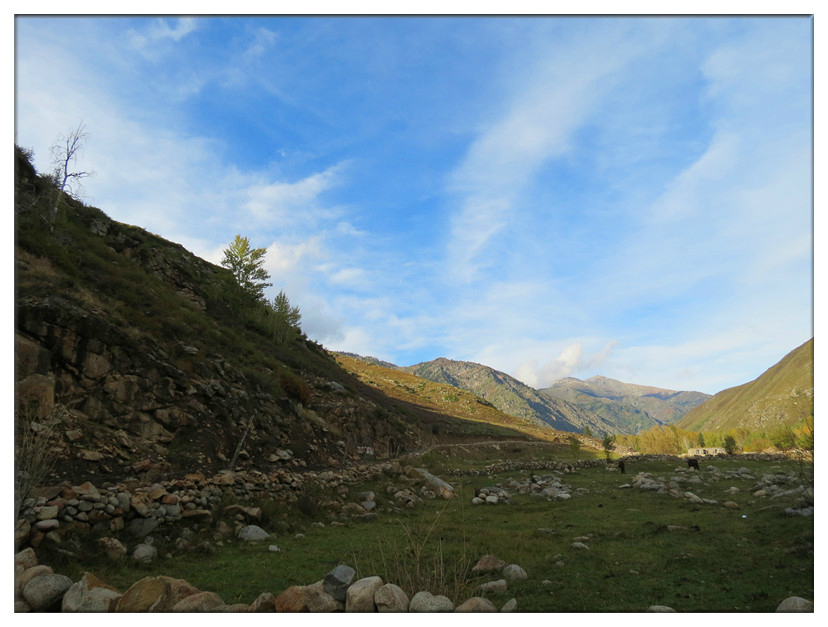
237 525 270 541
455 597 497 612
775 596 814 612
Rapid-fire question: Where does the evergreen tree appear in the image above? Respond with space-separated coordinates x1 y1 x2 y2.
269 290 302 346
273 290 301 329
602 433 616 460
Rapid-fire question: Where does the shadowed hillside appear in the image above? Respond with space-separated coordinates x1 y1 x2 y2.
12 145 490 482
335 354 576 443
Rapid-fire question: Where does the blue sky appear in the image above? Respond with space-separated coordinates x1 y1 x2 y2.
14 15 814 394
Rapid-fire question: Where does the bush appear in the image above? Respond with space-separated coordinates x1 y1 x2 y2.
280 372 312 405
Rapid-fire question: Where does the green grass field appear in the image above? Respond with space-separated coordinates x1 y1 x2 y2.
45 453 813 612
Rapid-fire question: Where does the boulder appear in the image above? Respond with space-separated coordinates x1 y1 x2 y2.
17 565 53 597
115 575 200 612
250 592 278 612
776 596 814 612
172 591 225 612
237 525 270 541
323 564 356 602
36 505 59 520
374 583 409 612
501 598 518 612
115 576 172 612
15 547 38 571
502 564 528 581
455 597 498 612
132 543 158 564
128 516 159 538
471 554 506 574
34 519 60 531
409 591 454 612
98 537 127 559
305 580 344 612
61 572 122 612
346 576 383 612
23 573 73 611
15 519 31 549
478 579 508 594
273 586 309 612
647 605 676 612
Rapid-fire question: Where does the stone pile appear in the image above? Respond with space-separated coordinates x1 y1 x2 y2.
16 462 456 551
618 464 813 514
14 547 523 613
445 458 606 476
470 473 574 506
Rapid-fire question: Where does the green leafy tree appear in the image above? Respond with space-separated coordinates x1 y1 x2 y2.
273 290 301 329
723 434 737 455
269 290 302 346
583 425 593 438
568 435 581 454
601 433 616 460
221 235 272 301
697 432 706 448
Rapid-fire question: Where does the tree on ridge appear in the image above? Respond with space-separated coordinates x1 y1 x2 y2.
221 234 272 301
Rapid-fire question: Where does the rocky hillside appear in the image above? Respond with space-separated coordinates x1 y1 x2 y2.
403 358 616 435
540 376 710 434
676 338 814 433
12 146 474 484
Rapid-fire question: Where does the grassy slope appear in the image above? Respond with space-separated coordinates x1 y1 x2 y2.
677 339 814 432
335 354 568 443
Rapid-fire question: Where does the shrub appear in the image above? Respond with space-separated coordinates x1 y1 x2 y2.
280 372 312 405
15 404 67 522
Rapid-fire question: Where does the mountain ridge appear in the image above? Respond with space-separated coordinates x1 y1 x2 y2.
402 357 617 435
676 338 814 433
540 375 710 435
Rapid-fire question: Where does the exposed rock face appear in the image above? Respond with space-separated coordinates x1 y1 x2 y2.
14 149 426 485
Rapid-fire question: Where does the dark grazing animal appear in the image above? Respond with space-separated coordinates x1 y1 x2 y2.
618 460 626 474
687 458 700 470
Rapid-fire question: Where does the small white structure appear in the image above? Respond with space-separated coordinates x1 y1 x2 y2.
686 447 726 457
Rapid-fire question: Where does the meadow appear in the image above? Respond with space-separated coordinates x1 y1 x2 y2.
47 448 813 612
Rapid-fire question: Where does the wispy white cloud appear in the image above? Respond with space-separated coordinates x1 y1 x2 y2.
14 17 812 396
127 18 198 53
244 163 346 225
444 23 652 283
244 27 278 59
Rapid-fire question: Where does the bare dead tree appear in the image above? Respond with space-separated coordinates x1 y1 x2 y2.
49 122 93 224
52 122 93 196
